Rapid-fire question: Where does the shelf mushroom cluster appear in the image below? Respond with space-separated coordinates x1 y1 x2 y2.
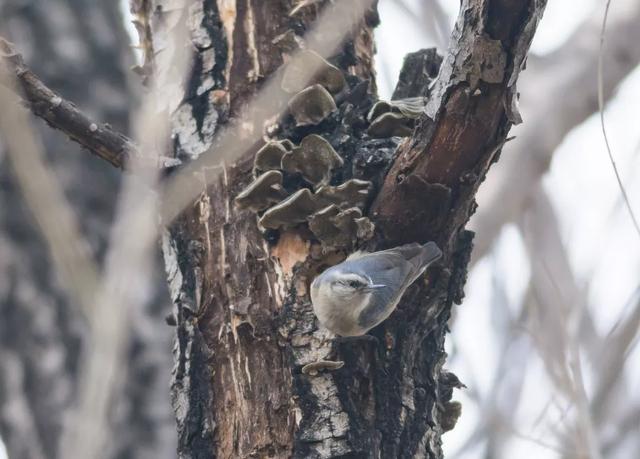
235 133 374 250
235 49 423 251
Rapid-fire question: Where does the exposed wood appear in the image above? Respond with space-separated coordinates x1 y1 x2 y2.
164 1 302 457
372 1 546 248
361 4 546 455
163 1 384 457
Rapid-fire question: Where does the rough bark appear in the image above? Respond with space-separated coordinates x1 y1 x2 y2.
365 1 546 457
161 1 547 458
0 2 176 458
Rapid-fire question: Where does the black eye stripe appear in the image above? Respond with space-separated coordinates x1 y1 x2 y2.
335 276 367 289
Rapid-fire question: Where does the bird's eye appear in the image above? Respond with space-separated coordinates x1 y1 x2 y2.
348 280 361 289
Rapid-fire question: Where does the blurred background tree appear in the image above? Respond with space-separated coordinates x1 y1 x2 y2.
0 1 176 458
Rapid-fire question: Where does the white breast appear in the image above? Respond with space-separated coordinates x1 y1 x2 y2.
311 287 370 337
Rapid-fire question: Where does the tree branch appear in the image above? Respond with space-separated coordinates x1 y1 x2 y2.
470 0 640 261
0 37 176 171
520 188 603 358
372 0 546 253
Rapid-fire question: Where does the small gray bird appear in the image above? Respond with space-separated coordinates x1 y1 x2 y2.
310 242 442 336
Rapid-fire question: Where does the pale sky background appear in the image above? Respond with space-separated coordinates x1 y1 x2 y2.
2 1 639 458
374 1 640 458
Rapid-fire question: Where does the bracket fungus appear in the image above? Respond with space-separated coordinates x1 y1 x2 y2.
366 97 426 138
281 50 346 94
367 100 393 123
367 112 414 138
301 359 345 376
279 139 295 151
281 134 344 186
234 170 287 212
288 84 337 126
367 97 426 122
315 179 373 210
308 205 375 250
253 141 290 175
234 48 380 252
259 188 320 229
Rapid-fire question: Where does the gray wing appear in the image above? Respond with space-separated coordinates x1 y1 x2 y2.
346 242 441 285
400 242 442 283
349 242 441 330
343 251 412 331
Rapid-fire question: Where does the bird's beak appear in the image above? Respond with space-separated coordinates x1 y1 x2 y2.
364 284 385 291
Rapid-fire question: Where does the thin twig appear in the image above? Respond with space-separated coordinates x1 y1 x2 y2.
0 37 178 171
521 189 604 458
591 288 640 422
597 0 640 241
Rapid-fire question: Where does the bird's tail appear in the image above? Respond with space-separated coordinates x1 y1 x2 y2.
389 242 442 265
416 241 442 267
397 242 442 283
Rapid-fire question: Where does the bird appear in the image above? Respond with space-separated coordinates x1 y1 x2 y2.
310 242 442 336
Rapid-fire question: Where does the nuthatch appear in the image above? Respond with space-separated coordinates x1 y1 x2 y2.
310 242 442 336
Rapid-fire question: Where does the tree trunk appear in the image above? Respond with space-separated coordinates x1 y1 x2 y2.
0 2 176 458
158 0 546 458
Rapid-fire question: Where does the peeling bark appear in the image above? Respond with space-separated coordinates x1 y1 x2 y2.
162 0 546 458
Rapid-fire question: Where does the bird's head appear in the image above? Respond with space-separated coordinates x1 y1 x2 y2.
311 268 385 305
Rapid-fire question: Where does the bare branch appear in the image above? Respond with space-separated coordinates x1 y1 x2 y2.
597 0 640 240
56 8 186 457
521 189 603 360
0 37 175 171
591 289 640 424
521 185 603 459
451 285 532 458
